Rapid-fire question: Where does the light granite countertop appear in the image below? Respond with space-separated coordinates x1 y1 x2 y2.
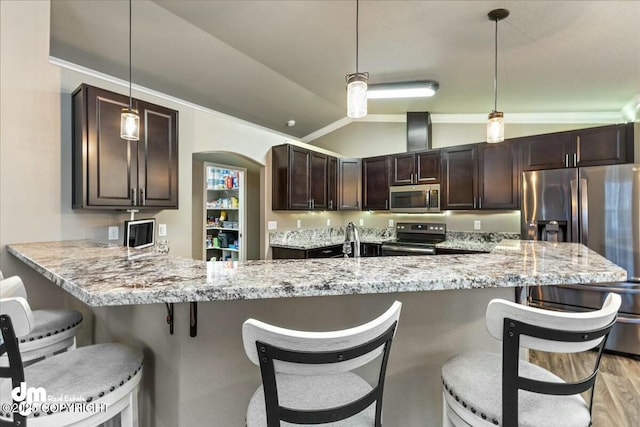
7 240 626 307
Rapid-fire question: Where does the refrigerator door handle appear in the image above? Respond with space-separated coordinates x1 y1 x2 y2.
580 178 588 245
570 179 578 243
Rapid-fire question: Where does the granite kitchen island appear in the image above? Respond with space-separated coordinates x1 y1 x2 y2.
6 240 626 426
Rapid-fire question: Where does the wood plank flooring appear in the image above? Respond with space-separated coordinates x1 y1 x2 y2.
529 350 640 427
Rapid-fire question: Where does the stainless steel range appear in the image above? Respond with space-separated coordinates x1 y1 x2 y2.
381 223 446 256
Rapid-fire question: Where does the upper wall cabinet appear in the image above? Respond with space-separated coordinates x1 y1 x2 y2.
72 84 178 209
390 150 440 186
362 155 391 210
272 144 338 211
441 142 519 210
337 158 361 210
521 124 634 171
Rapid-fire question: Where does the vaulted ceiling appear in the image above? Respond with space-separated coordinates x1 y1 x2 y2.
50 0 640 139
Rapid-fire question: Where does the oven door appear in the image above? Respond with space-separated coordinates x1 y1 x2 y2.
381 243 436 256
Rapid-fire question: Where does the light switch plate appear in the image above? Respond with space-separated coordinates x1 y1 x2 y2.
474 220 481 230
108 226 118 240
326 219 331 227
388 219 394 227
268 221 277 230
296 219 301 228
359 219 364 226
158 224 167 236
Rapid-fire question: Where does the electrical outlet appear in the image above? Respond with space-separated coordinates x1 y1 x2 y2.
359 219 364 226
268 221 277 230
158 224 167 237
326 219 331 227
108 226 118 240
388 219 394 227
474 220 481 230
296 219 301 228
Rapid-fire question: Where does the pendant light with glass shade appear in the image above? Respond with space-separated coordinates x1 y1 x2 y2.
121 0 139 141
487 8 509 143
346 0 368 119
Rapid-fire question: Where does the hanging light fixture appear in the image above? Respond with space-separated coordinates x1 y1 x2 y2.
121 0 139 141
346 0 368 118
487 8 509 143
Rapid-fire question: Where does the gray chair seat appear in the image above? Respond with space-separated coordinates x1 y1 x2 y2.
0 343 143 419
441 351 590 427
247 372 376 426
20 309 83 343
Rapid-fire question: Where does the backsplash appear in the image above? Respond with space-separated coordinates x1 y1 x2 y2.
446 230 521 243
269 226 395 247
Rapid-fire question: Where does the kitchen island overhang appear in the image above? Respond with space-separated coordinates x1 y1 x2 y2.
4 239 628 426
5 239 627 307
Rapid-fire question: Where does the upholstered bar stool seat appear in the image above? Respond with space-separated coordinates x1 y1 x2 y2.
247 372 375 426
0 275 83 362
243 301 402 426
0 316 143 427
440 294 621 427
441 351 590 427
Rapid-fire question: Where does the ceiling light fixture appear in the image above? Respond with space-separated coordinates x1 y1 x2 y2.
487 8 509 144
121 0 139 141
367 80 440 99
346 0 368 119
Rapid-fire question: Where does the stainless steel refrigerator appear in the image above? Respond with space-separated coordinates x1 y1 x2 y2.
521 164 640 356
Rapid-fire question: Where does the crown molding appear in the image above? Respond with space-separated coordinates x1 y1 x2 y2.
49 56 300 142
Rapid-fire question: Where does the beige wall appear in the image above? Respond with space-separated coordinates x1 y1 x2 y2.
310 120 608 157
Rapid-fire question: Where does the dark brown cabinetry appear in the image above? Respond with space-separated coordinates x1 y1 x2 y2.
441 145 477 210
442 142 519 210
72 84 178 209
477 141 519 209
521 124 633 171
272 244 344 259
328 156 338 211
272 144 335 211
338 158 361 210
362 155 391 210
391 150 440 185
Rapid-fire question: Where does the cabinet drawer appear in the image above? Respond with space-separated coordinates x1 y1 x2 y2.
307 245 343 258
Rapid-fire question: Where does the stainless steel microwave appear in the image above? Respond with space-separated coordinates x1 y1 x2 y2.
389 184 440 213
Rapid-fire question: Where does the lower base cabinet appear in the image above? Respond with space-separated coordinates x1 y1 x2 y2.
272 243 382 259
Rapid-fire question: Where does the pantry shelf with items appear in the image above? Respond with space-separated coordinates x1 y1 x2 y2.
194 162 246 262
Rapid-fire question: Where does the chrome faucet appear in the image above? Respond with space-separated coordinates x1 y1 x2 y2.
343 222 361 257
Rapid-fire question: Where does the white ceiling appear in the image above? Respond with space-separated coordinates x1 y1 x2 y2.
50 0 640 139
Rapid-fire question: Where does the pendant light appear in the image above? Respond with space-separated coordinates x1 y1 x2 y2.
121 0 139 141
346 0 368 118
487 8 509 144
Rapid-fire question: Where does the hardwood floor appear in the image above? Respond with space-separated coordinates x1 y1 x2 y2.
529 350 640 427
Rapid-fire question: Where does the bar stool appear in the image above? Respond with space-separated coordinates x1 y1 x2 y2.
0 275 82 363
441 293 621 427
0 313 143 426
243 301 402 426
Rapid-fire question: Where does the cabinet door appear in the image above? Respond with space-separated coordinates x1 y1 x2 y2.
362 156 391 210
338 158 361 210
441 146 477 210
288 146 311 209
416 150 440 183
137 101 179 208
309 152 328 210
575 124 631 167
478 142 519 209
327 156 338 211
85 86 137 207
391 153 415 185
521 133 572 171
